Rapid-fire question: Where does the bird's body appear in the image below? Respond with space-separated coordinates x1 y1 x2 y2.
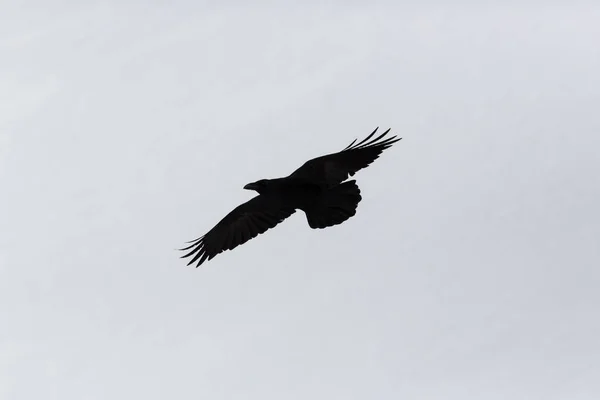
181 127 401 267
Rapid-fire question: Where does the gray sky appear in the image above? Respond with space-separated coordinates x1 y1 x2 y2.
1 2 599 399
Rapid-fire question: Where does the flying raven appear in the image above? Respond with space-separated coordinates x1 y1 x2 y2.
180 127 401 267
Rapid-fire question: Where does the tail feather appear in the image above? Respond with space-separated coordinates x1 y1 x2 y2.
305 180 362 229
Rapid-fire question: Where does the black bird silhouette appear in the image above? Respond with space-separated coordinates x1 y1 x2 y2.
180 127 401 267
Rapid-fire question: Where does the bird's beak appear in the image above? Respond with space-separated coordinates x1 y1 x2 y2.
244 183 257 191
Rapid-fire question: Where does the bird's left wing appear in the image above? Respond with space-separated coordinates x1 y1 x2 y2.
289 127 401 186
180 195 296 267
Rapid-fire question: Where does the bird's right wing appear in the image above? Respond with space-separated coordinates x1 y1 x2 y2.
180 195 296 267
289 127 401 186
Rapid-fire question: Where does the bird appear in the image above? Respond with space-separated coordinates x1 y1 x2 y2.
180 127 401 267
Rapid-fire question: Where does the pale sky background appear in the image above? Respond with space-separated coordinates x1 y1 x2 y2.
1 2 599 399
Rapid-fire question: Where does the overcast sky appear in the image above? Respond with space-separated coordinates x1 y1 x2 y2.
1 2 599 399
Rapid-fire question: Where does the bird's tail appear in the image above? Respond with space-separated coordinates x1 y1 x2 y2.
305 180 362 229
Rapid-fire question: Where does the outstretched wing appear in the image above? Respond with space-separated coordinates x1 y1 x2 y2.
289 127 401 186
180 195 296 267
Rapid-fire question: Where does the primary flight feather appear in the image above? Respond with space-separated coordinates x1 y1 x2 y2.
180 127 401 267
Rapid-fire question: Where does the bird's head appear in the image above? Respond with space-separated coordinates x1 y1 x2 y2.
243 179 270 194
